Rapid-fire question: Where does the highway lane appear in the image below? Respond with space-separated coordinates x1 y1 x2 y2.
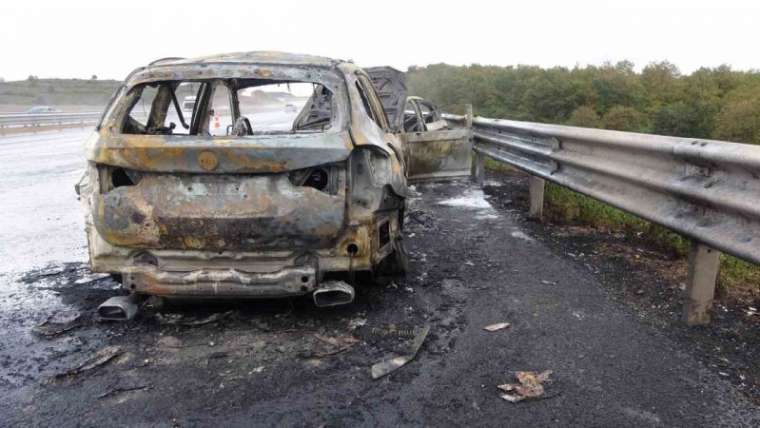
0 129 89 280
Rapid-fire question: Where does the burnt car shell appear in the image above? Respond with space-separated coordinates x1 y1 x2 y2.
79 52 409 300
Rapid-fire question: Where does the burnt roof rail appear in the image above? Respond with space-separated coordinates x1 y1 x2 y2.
447 113 760 325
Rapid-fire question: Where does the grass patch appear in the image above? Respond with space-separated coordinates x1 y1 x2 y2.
498 171 760 299
719 255 760 299
483 157 514 173
544 183 691 256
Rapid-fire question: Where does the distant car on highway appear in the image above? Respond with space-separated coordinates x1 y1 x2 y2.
24 106 60 114
181 96 196 111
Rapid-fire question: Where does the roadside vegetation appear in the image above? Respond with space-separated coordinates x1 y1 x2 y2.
407 61 760 298
0 76 120 107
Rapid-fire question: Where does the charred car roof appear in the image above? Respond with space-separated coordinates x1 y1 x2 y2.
125 51 351 87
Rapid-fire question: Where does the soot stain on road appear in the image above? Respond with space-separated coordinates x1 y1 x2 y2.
0 182 484 426
1 179 759 426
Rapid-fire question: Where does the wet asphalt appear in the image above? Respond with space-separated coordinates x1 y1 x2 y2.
0 130 759 426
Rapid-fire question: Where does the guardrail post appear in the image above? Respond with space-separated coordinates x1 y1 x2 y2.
684 242 721 326
471 151 485 187
528 176 545 220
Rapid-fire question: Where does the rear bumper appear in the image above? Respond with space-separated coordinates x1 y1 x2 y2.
124 264 317 298
84 209 399 298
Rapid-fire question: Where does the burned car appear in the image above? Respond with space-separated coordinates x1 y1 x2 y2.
78 52 470 314
366 67 472 181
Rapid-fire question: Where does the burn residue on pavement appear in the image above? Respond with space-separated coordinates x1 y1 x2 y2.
0 180 758 426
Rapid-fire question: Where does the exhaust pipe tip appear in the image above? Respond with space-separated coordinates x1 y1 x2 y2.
313 280 355 308
97 295 139 321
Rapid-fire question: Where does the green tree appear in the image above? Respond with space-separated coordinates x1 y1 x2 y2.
641 61 681 112
652 101 714 138
567 106 602 128
602 106 648 132
713 86 760 144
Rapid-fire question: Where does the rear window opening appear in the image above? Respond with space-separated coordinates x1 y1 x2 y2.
122 79 335 137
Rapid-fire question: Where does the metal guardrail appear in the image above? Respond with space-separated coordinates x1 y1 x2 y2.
0 112 101 130
444 113 760 324
464 116 760 265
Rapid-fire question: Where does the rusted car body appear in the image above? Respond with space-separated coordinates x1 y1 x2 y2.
79 52 469 308
366 67 472 181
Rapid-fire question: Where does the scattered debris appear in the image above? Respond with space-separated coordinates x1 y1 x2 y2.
483 322 511 332
371 325 430 379
540 280 557 286
251 366 265 374
208 351 228 360
74 273 111 285
314 334 359 348
348 317 367 330
55 346 123 379
371 326 417 338
97 384 152 399
33 311 82 338
510 230 535 242
156 311 233 326
497 370 553 403
746 307 758 317
306 334 359 358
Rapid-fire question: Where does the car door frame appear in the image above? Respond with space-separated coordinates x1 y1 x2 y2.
402 97 472 181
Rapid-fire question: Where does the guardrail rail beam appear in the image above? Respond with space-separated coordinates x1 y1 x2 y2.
444 111 760 326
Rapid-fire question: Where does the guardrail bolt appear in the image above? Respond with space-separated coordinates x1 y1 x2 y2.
528 177 546 220
684 242 721 326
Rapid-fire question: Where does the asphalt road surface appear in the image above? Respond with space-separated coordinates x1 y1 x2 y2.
0 129 759 426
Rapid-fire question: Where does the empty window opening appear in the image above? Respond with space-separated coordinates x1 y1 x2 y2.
122 79 334 136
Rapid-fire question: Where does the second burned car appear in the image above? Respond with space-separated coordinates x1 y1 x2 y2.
78 52 470 313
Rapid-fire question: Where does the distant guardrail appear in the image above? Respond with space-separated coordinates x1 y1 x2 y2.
0 112 101 132
445 111 760 325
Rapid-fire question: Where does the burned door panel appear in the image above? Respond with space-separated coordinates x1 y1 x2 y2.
402 97 472 181
404 128 472 181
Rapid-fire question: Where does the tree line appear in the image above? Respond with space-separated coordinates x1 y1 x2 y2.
407 61 760 145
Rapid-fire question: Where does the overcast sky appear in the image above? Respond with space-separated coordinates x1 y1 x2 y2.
1 0 759 81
